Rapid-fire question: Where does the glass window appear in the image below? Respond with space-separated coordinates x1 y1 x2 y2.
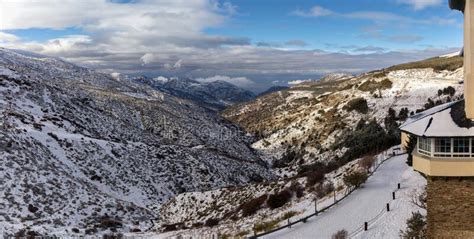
453 138 470 153
418 137 431 156
471 138 474 154
435 138 451 153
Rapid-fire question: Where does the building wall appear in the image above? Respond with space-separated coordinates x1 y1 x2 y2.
427 178 474 238
401 132 409 151
413 153 474 177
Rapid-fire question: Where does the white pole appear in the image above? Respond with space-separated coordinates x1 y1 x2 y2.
465 0 474 118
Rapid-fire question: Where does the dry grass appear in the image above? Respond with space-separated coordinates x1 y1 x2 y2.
358 78 392 92
387 56 462 72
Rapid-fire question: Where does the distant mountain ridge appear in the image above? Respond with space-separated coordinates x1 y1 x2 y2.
257 85 289 97
132 76 256 110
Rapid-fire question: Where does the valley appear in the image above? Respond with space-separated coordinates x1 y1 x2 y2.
0 48 464 238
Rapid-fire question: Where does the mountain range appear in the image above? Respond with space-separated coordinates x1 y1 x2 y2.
131 76 256 110
0 47 465 237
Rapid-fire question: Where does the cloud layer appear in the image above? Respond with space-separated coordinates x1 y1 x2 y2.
397 0 443 10
0 0 461 92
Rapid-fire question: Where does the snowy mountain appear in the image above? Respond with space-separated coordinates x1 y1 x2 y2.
0 48 274 236
154 55 463 237
132 76 255 110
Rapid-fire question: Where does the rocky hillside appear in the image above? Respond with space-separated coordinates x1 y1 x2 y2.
0 48 274 236
155 55 464 238
132 76 255 110
223 56 463 169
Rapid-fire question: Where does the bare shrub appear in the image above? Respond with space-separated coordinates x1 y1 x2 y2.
332 229 348 239
315 182 335 198
289 181 304 198
240 194 267 217
359 155 376 173
411 187 427 210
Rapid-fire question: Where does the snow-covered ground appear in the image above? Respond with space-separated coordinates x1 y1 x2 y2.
264 154 426 239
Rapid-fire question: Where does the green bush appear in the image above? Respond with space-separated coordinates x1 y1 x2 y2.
205 218 219 227
343 98 368 114
267 189 292 209
332 119 399 166
306 171 325 187
400 212 426 239
273 149 303 168
442 86 456 96
343 171 368 188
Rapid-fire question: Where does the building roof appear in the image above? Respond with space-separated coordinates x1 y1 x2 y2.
400 100 474 137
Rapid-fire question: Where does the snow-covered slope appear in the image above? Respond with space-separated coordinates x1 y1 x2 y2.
223 57 463 167
132 76 255 110
152 55 462 238
266 154 426 239
0 48 274 236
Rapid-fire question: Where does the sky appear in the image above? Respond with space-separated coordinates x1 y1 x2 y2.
0 0 464 92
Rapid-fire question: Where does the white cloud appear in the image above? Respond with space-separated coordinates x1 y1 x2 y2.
292 5 457 26
288 79 313 85
397 0 443 10
0 32 19 43
154 76 169 83
196 75 255 88
292 6 333 17
140 53 155 65
0 0 244 66
285 40 308 47
164 59 183 70
0 1 461 92
292 6 332 17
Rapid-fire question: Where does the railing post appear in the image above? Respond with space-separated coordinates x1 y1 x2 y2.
386 203 390 212
392 191 396 200
288 218 291 228
315 198 318 215
398 183 401 189
364 222 368 231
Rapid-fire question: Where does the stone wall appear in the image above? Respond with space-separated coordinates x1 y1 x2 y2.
427 178 474 238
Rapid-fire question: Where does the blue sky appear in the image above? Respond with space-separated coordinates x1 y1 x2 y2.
211 0 462 51
0 0 463 92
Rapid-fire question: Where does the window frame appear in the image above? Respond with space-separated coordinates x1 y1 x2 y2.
434 138 452 157
417 137 432 156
